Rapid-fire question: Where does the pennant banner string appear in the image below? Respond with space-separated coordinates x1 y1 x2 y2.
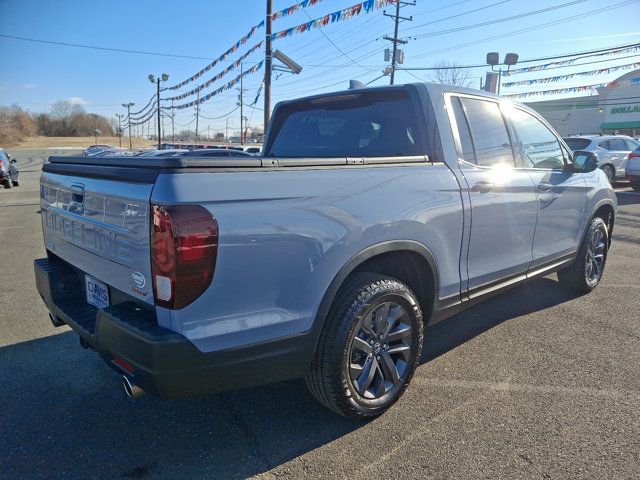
167 20 265 91
503 62 640 87
504 76 640 99
173 61 265 110
270 0 395 41
503 45 640 76
272 0 325 21
165 41 263 101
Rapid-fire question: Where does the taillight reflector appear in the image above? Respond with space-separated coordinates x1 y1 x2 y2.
150 204 218 309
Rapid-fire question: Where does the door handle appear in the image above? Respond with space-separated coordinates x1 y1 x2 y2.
471 181 493 193
536 182 553 193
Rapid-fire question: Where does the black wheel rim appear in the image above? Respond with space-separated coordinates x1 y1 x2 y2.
585 226 606 285
348 301 413 400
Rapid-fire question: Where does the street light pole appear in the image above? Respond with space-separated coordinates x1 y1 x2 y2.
156 78 161 149
122 102 135 150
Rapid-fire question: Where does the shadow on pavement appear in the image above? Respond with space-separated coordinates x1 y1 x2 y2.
0 277 577 479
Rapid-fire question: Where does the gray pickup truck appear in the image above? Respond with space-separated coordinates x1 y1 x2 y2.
35 83 616 417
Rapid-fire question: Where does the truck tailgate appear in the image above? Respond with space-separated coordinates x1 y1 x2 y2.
40 171 154 305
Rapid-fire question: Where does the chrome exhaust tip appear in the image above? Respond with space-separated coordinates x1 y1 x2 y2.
49 312 64 328
122 376 145 398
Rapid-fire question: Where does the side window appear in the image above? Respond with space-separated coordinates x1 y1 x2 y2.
459 97 514 167
509 108 565 170
608 138 627 151
450 97 476 164
598 140 611 150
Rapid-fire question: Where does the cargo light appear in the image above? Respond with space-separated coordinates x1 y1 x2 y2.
150 204 218 309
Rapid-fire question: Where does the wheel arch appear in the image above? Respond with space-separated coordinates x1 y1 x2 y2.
592 201 615 246
310 241 440 349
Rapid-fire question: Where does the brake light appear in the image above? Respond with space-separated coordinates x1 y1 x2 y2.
629 151 640 159
150 204 218 309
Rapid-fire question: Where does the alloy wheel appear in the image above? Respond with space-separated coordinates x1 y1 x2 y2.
585 227 606 285
348 301 413 400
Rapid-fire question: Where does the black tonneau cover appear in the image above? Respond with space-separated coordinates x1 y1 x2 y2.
43 154 430 183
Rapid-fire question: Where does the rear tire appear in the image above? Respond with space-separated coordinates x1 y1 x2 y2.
306 273 424 418
600 165 615 183
558 216 608 293
3 179 11 189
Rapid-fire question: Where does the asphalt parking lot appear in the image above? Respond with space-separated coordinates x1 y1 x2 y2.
1 149 639 480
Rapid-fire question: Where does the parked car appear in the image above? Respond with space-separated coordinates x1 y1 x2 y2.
82 145 113 156
35 83 616 417
135 149 190 157
563 135 640 182
0 149 19 188
625 145 640 191
179 149 255 158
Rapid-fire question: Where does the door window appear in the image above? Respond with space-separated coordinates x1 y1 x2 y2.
509 108 565 170
459 97 514 167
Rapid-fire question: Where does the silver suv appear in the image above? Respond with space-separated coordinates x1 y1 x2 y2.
563 135 640 182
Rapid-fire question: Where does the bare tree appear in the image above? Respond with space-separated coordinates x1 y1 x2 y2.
431 61 473 87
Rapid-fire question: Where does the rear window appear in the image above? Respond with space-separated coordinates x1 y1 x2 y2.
267 90 424 158
563 138 591 151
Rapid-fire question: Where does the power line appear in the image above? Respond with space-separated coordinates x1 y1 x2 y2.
199 107 240 120
411 0 590 39
0 33 214 60
300 8 364 68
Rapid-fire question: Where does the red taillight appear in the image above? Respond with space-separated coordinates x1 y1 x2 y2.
150 204 218 309
629 151 640 159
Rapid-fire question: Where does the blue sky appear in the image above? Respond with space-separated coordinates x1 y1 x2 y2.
1 0 638 136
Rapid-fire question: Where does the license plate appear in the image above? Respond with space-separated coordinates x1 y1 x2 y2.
85 274 109 310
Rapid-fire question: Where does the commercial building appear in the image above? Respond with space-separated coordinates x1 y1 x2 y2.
526 69 640 138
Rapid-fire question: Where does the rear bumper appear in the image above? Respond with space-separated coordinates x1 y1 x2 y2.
34 256 314 398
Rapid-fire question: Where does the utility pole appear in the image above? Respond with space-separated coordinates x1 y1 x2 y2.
240 62 244 145
264 0 273 134
94 114 98 146
122 102 134 150
171 100 175 142
225 118 229 142
383 1 414 85
195 90 200 142
116 114 123 148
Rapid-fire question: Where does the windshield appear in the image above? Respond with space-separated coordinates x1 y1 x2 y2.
268 90 424 158
563 138 591 151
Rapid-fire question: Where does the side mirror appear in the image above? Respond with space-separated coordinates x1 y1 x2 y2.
10 159 17 164
572 150 599 173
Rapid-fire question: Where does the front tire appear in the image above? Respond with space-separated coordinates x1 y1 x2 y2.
601 165 615 183
558 216 609 293
11 180 19 187
306 273 424 418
